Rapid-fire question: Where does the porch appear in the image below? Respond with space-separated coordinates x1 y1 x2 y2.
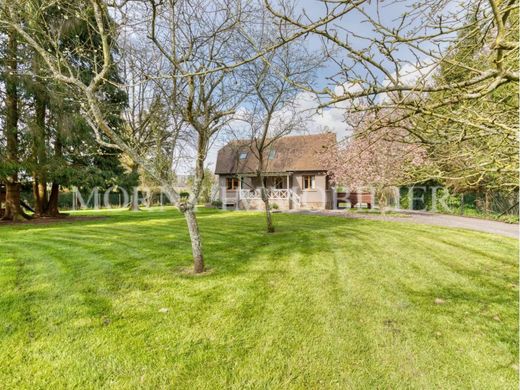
222 188 301 210
222 173 298 205
218 172 332 210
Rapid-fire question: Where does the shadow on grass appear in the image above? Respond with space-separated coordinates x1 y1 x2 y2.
2 208 514 339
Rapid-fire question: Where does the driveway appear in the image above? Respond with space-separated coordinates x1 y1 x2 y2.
285 209 519 239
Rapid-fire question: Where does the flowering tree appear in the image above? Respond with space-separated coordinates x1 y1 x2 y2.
267 0 518 193
324 115 427 210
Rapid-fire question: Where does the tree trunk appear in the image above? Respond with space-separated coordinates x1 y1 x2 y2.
47 182 61 217
378 187 387 215
31 50 49 217
129 188 140 211
129 195 140 211
33 180 48 216
183 207 204 273
484 191 490 214
47 121 64 218
2 28 28 221
259 174 275 233
34 95 48 216
178 135 209 274
129 165 140 211
33 179 43 216
3 183 27 222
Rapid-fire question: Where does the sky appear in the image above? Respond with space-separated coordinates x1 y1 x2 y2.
203 0 428 172
144 0 465 174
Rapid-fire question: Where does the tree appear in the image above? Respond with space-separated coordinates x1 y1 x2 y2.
0 0 131 219
143 0 252 272
323 112 427 211
118 39 170 212
235 10 318 232
266 0 519 191
2 0 252 273
1 26 29 221
415 8 519 193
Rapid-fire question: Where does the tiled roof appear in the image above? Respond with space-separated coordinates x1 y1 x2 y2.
215 133 336 174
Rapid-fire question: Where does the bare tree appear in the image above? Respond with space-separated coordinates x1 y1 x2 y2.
1 0 249 273
118 37 174 212
265 0 519 190
235 9 319 232
143 0 251 271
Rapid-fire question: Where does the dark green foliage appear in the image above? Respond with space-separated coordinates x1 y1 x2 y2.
211 199 223 208
0 1 131 213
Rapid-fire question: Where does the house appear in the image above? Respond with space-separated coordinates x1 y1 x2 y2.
214 133 336 210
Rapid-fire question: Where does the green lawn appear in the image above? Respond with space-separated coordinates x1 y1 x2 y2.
1 208 518 388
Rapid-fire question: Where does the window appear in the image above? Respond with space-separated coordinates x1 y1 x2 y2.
226 177 239 190
274 177 284 189
268 149 276 160
303 175 315 190
239 152 248 160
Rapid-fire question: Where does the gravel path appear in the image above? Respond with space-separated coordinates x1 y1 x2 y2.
285 209 518 239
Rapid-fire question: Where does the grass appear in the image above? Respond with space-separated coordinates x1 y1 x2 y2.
449 208 520 224
0 207 518 388
344 208 411 217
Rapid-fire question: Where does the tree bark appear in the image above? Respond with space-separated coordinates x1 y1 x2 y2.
128 165 140 211
33 181 48 216
2 28 28 221
47 182 61 217
129 186 140 211
259 174 275 233
3 183 27 221
32 84 48 216
47 115 64 218
32 179 43 216
484 191 490 214
129 194 140 211
183 207 204 273
178 135 208 273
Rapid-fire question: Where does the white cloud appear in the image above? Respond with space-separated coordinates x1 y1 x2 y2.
195 83 370 174
199 89 356 172
396 62 437 85
280 90 351 138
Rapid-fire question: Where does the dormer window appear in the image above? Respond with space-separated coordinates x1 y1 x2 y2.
239 152 248 160
268 149 276 160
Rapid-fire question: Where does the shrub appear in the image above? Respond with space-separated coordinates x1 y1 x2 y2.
179 191 190 200
211 199 223 208
271 203 279 210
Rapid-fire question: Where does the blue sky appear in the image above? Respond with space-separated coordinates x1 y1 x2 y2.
195 0 464 173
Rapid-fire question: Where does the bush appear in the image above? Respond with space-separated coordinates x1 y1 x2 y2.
271 203 279 210
211 199 223 208
179 191 190 200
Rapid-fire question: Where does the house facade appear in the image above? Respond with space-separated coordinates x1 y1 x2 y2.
214 133 336 210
